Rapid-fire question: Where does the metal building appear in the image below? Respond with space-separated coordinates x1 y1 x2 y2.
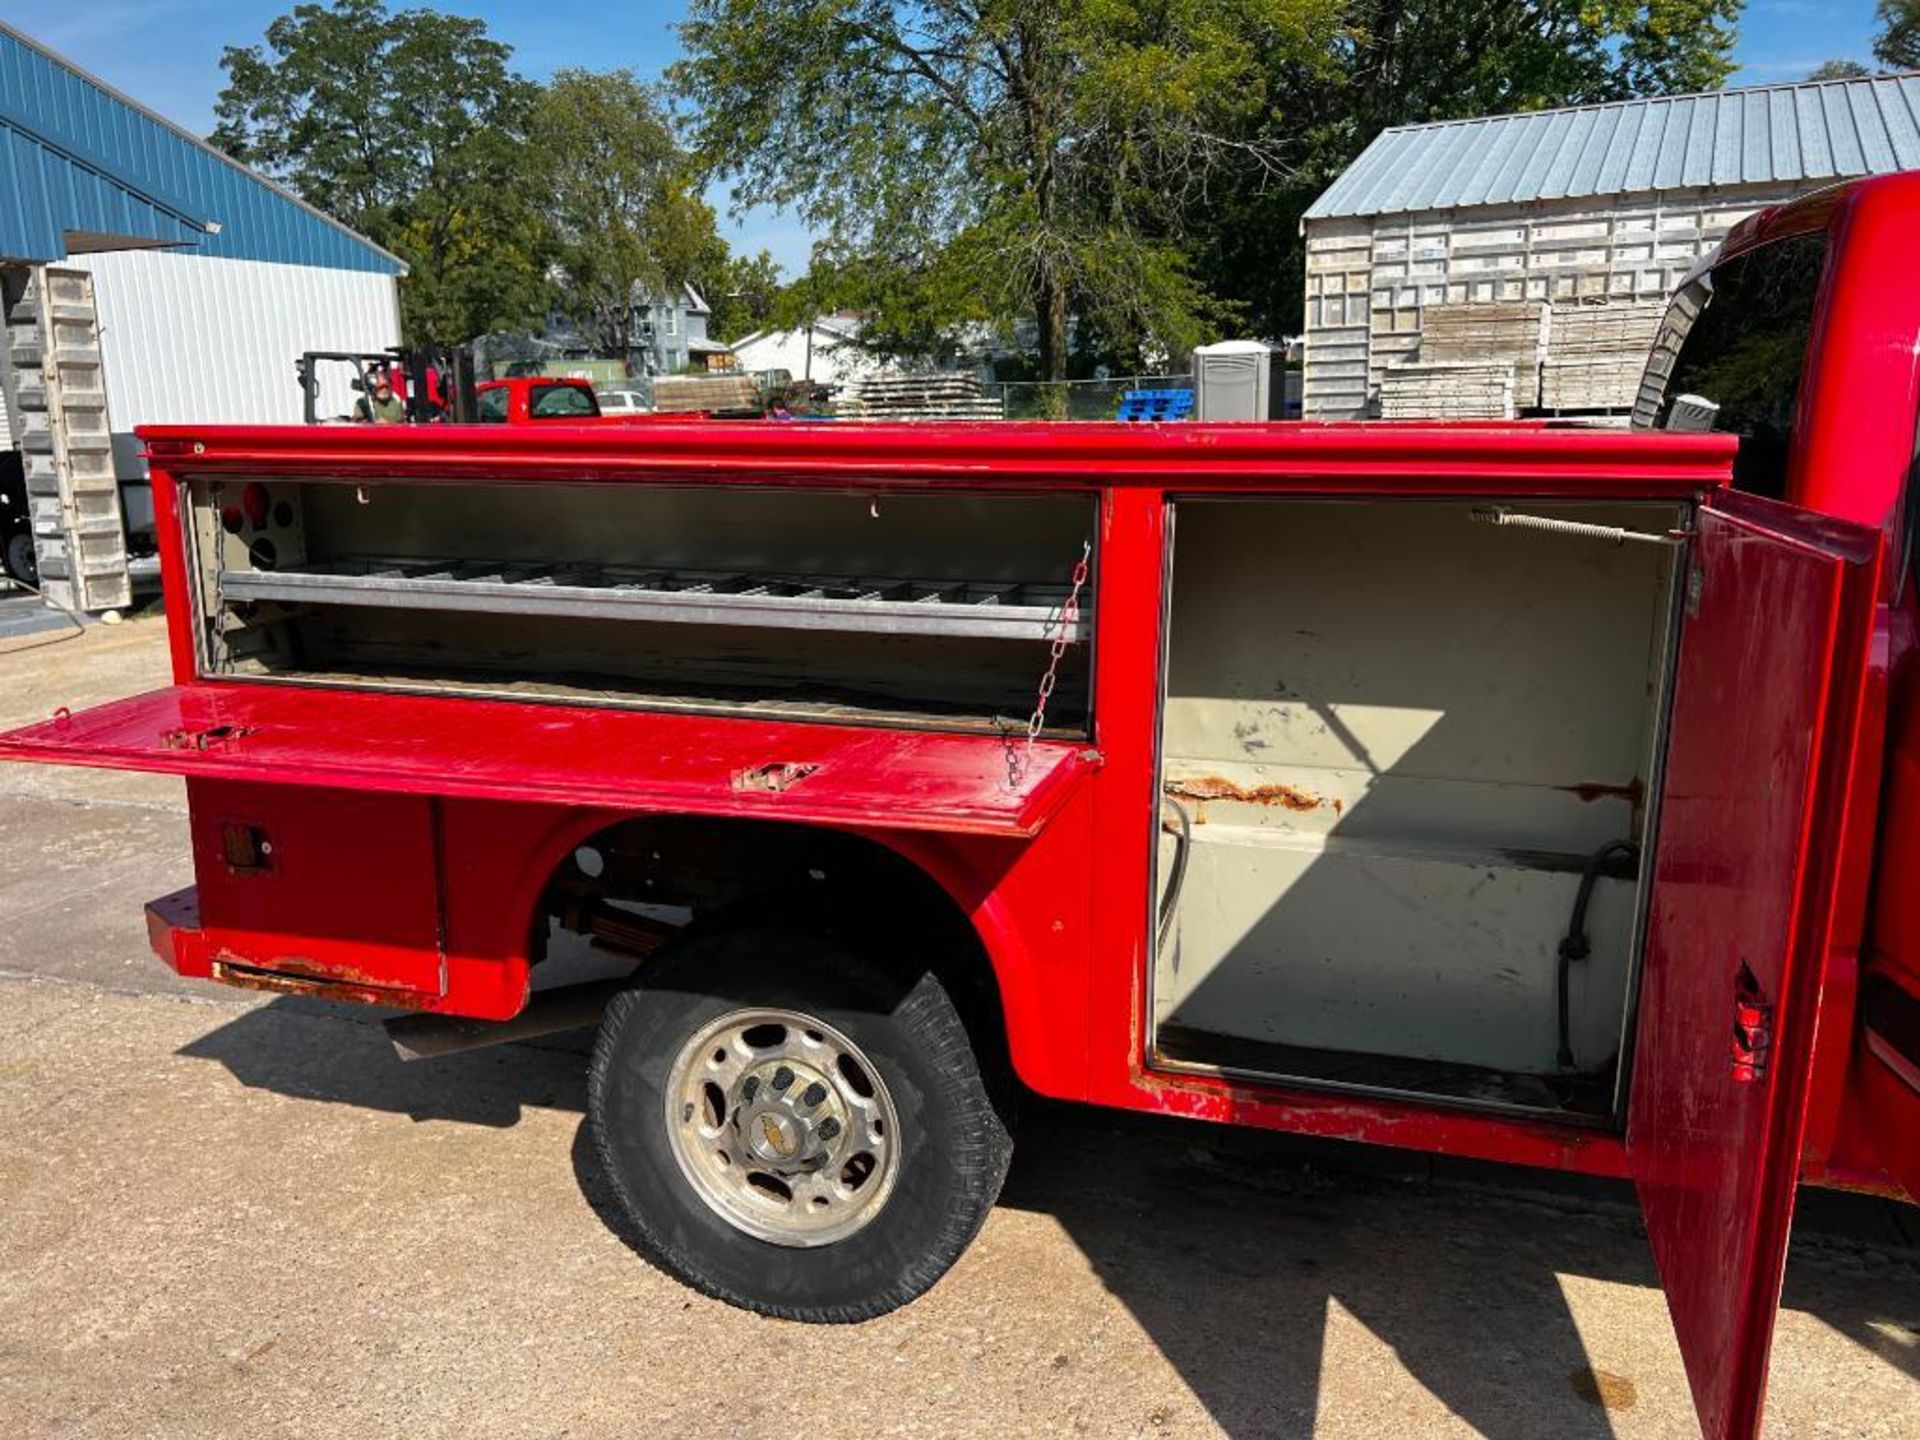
1299 73 1920 420
0 20 402 610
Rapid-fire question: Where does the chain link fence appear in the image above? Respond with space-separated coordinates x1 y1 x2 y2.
982 375 1195 421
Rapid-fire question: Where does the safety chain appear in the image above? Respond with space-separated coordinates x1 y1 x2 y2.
1004 538 1092 790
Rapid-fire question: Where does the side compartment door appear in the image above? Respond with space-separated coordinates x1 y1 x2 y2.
1629 493 1879 1440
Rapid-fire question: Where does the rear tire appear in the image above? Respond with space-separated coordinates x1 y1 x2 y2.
587 925 1012 1321
4 531 35 587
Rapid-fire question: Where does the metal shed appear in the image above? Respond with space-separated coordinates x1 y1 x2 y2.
1299 74 1920 420
0 20 402 610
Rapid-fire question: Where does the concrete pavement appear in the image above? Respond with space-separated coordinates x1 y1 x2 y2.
1 621 1916 1438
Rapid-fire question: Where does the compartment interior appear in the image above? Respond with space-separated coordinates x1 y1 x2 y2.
188 478 1096 732
1154 497 1686 1118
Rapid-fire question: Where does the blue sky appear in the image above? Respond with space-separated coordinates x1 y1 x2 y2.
0 0 1890 271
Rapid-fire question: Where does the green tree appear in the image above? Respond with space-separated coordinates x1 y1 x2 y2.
212 0 551 343
532 69 727 363
1806 59 1872 81
704 249 788 344
1876 0 1920 70
675 0 1338 382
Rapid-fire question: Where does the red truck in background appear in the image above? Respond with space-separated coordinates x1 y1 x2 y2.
473 375 602 423
3 174 1918 1440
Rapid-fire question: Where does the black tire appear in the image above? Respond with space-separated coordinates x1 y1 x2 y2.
587 925 1013 1322
3 531 35 587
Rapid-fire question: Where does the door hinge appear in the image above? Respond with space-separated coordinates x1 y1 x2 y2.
1731 962 1773 1083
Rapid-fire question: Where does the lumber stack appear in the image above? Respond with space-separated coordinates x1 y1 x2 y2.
1378 360 1516 420
1419 303 1547 407
1539 300 1665 412
838 372 1004 420
651 373 761 414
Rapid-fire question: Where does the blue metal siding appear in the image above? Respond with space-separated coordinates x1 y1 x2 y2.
0 25 399 273
1305 73 1920 220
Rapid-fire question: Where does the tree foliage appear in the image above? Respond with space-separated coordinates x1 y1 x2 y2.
211 0 551 344
532 69 726 360
704 249 788 344
678 1 1740 374
1806 59 1872 81
675 0 1338 380
1876 0 1920 70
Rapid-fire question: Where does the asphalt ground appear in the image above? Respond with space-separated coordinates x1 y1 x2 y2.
1 618 1916 1439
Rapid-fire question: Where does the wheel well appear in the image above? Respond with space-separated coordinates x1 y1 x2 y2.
532 815 1014 1092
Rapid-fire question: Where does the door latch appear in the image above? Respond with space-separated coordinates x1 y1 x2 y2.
1731 962 1773 1084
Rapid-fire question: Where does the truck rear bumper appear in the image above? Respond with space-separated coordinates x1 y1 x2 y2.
146 887 209 979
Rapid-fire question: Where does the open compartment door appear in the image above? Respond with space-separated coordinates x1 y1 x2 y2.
0 683 1096 838
1628 493 1879 1440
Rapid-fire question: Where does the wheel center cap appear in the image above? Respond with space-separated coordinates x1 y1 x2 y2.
743 1107 806 1164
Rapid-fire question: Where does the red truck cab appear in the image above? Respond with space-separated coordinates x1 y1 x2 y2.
473 375 601 423
3 174 1917 1440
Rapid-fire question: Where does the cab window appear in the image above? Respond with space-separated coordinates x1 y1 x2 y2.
529 383 598 419
1640 232 1828 499
475 387 509 423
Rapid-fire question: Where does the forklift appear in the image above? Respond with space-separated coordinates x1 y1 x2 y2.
296 347 479 425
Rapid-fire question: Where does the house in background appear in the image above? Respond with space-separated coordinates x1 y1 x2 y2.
1299 72 1920 420
633 283 722 375
729 313 871 388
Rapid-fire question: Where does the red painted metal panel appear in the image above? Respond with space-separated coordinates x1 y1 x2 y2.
1628 498 1878 1440
140 418 1735 491
0 683 1094 838
185 778 444 996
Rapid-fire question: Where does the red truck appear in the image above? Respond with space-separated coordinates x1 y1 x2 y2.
3 174 1917 1439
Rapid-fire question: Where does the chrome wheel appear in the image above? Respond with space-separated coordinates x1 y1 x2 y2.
663 1008 901 1246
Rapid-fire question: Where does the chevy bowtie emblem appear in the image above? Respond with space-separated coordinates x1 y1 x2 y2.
760 1114 793 1157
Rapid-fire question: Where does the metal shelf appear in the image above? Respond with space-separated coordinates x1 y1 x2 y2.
219 557 1088 642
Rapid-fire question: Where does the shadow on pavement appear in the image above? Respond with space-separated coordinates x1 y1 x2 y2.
183 1000 1920 1438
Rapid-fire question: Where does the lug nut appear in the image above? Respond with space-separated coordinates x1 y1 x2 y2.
772 1065 794 1091
742 1076 760 1102
817 1117 841 1141
801 1082 827 1107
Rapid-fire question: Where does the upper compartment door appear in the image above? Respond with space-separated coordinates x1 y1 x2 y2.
1629 493 1878 1440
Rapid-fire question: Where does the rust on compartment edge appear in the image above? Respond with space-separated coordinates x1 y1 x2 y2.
1164 775 1331 812
1564 777 1646 807
209 956 435 1010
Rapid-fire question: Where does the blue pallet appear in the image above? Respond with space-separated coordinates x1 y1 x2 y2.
1116 389 1194 423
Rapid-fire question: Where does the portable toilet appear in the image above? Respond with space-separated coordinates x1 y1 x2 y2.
1193 340 1278 421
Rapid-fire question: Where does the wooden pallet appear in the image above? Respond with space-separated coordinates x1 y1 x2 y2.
1418 302 1547 407
839 372 1004 420
1379 360 1516 420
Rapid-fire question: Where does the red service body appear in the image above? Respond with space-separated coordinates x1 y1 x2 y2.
6 175 1920 1440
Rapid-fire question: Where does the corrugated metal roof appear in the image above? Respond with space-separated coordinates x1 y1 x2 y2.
1304 74 1920 221
0 22 402 273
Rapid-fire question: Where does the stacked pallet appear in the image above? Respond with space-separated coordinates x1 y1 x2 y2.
652 373 761 414
1379 361 1515 420
1539 300 1666 412
1419 302 1548 407
838 372 1003 420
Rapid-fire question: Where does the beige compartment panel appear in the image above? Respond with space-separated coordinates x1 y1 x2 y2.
1157 828 1637 1075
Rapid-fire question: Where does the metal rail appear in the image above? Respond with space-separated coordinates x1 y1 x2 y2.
219 556 1089 642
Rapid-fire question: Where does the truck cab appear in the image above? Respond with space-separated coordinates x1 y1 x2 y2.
0 176 1915 1440
473 375 602 423
1631 173 1920 1212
